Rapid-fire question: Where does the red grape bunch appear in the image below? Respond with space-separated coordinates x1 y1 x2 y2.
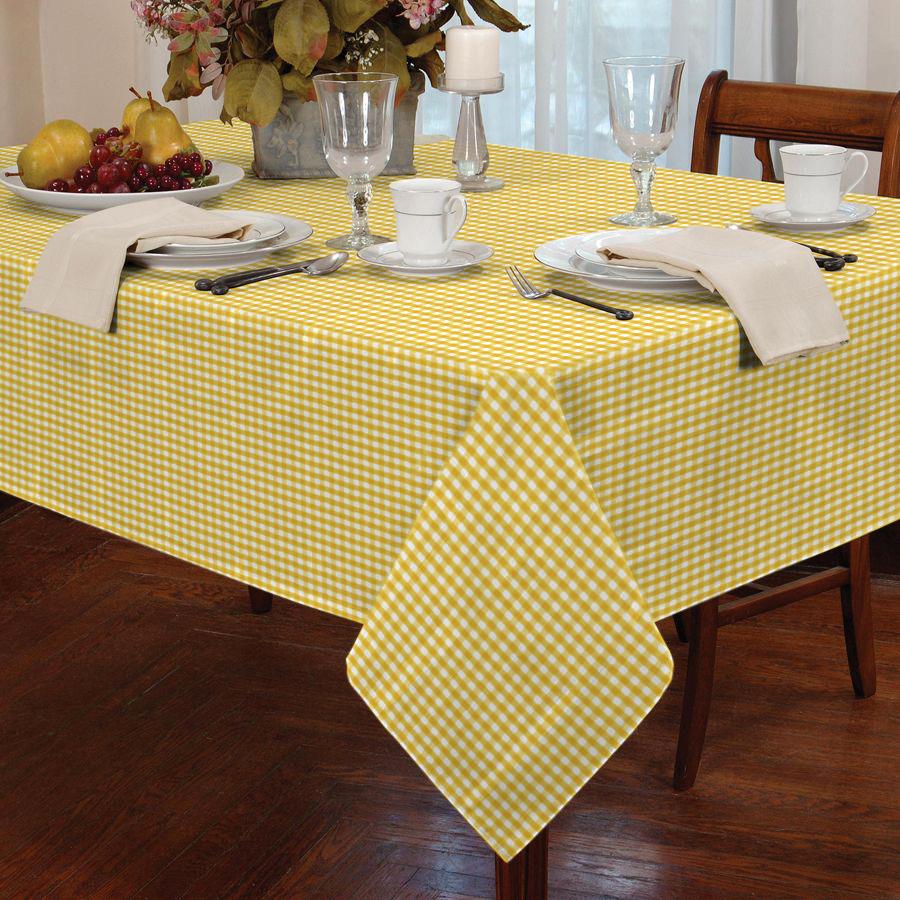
45 128 217 195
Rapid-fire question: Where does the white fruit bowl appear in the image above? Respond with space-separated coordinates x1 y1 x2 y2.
0 160 244 216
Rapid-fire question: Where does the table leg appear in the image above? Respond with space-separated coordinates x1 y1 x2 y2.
840 535 876 698
248 585 273 615
494 827 549 900
672 610 690 643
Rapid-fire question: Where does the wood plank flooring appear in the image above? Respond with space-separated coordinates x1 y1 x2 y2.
1 500 898 898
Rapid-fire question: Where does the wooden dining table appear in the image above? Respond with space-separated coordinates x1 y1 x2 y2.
1 122 897 898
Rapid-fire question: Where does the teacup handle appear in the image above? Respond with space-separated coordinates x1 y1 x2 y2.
841 151 869 197
442 194 468 249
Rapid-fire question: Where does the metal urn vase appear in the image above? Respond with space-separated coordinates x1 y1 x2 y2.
250 73 424 180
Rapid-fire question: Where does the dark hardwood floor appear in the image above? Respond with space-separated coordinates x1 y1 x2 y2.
1 500 898 898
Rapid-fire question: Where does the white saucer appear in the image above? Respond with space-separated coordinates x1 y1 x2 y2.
573 228 682 281
126 212 313 270
535 233 705 293
358 240 493 276
750 201 875 231
1 161 244 216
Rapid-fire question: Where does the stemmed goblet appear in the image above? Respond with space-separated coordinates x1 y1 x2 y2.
603 56 684 226
313 72 398 250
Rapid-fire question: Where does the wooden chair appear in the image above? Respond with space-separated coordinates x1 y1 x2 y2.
672 70 896 791
691 69 900 196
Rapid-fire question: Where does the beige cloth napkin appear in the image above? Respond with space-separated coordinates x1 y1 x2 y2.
22 198 251 332
598 226 850 365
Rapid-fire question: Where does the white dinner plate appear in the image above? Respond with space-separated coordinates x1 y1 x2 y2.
750 201 875 231
153 210 286 256
535 233 706 293
1 161 244 216
126 212 313 270
358 240 493 276
573 228 682 280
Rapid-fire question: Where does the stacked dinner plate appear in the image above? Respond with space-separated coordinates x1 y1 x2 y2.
126 209 313 270
535 228 706 293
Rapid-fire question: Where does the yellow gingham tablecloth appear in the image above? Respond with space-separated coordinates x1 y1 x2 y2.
1 123 897 860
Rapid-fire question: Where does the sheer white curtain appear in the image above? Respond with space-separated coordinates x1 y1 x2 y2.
418 0 735 170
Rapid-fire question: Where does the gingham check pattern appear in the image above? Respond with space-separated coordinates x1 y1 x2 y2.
0 123 897 860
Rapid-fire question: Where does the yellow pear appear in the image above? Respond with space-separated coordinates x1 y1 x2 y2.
133 93 192 166
122 87 152 139
16 119 92 189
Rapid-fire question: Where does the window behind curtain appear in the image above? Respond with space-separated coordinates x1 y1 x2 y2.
418 0 734 171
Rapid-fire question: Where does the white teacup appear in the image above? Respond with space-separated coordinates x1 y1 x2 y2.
390 178 467 266
779 144 868 219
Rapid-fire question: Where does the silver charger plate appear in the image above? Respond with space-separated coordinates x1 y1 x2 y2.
750 201 876 231
535 233 706 293
154 210 286 256
126 212 313 270
358 240 493 276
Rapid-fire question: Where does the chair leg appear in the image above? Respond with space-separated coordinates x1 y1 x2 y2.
840 536 876 698
495 828 549 900
672 610 690 643
249 585 273 614
673 597 719 791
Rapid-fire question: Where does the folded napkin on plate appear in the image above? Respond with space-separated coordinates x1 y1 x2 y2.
598 225 849 365
22 198 251 332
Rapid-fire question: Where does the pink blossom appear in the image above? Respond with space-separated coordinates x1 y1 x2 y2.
397 0 447 29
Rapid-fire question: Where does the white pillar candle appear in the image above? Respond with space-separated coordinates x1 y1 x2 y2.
444 26 501 84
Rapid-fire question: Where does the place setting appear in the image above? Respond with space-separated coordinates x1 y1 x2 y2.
533 58 711 299
0 87 320 292
311 68 494 279
520 56 864 368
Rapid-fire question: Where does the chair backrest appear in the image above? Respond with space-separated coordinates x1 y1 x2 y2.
691 70 900 198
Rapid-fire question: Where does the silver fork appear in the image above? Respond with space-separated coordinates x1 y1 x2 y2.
505 265 634 320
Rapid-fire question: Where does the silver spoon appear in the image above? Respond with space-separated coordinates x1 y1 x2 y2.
209 252 349 295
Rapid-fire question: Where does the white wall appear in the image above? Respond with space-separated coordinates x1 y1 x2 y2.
0 0 220 147
0 0 45 145
38 0 138 133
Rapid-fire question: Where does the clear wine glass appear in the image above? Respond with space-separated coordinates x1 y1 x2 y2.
313 72 398 250
603 56 685 226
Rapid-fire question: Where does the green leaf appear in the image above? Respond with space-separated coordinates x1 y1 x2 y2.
168 31 195 53
223 59 284 126
163 49 203 100
404 29 443 58
468 0 527 31
321 28 344 61
449 0 474 26
257 0 285 7
273 0 330 75
236 24 267 58
320 0 387 33
282 69 316 100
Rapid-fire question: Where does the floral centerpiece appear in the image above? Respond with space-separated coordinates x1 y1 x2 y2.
132 0 526 177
